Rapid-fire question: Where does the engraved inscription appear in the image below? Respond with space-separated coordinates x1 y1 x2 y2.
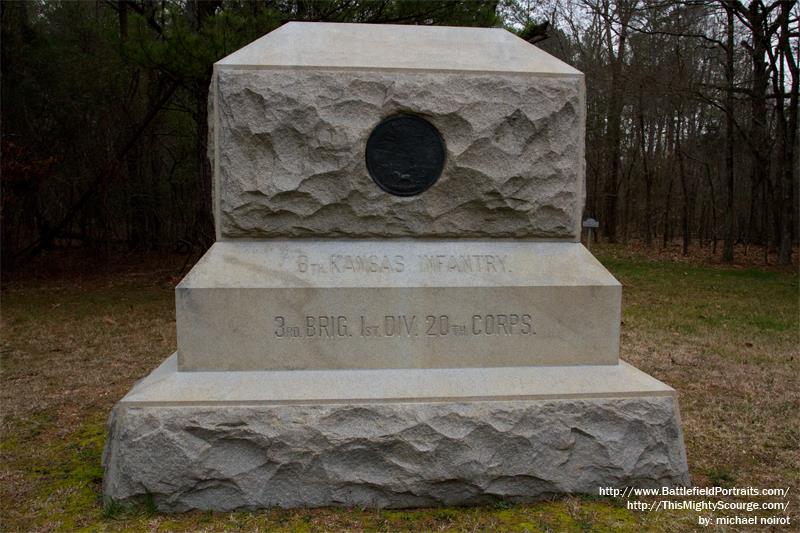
471 313 533 335
272 312 534 339
273 316 301 338
297 254 405 274
293 254 510 274
419 254 508 273
305 316 351 337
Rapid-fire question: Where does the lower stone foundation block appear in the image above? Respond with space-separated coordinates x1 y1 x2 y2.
103 355 689 511
104 398 688 510
102 355 689 511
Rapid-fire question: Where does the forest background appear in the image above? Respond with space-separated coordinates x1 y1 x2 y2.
1 0 798 268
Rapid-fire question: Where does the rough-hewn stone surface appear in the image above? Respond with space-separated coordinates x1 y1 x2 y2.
103 396 689 511
213 69 584 239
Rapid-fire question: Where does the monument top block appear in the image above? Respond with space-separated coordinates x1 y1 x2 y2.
216 22 581 76
211 22 585 240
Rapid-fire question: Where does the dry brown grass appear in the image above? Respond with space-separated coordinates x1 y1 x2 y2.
1 246 797 532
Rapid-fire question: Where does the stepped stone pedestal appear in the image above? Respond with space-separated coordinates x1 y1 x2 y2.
103 22 689 511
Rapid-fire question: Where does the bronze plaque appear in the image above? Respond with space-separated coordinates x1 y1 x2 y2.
365 115 445 196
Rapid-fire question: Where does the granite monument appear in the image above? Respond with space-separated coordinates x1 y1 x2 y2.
103 22 690 511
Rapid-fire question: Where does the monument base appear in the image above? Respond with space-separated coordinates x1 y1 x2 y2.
102 355 689 511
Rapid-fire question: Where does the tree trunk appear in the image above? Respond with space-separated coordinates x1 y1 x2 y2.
638 89 654 247
118 1 128 40
194 79 214 247
775 1 798 264
663 175 673 249
190 0 223 250
722 5 736 263
742 1 771 251
677 118 690 256
762 177 769 264
705 162 717 254
600 0 632 243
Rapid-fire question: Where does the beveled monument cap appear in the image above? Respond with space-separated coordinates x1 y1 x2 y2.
217 21 581 76
211 22 585 241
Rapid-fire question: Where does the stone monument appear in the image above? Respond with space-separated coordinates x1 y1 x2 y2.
103 22 689 511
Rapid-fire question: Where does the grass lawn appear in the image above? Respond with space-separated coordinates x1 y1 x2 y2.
1 245 797 532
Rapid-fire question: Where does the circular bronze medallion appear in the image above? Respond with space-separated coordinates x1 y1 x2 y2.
365 115 445 196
